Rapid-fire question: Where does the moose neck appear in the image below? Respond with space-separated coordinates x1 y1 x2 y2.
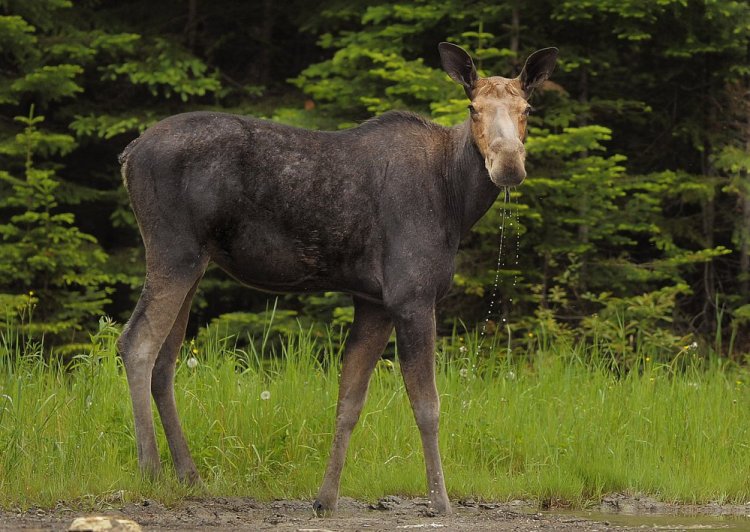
446 119 503 237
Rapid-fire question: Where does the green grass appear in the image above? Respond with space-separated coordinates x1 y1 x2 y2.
0 320 748 509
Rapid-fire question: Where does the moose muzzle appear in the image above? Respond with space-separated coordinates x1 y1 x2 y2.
485 138 526 187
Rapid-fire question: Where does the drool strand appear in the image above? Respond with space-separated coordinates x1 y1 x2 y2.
478 187 511 354
509 188 520 348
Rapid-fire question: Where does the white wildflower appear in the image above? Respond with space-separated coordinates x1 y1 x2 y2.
260 390 271 400
187 356 198 369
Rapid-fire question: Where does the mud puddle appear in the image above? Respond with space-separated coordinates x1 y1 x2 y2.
554 493 750 531
558 510 750 530
2 494 750 531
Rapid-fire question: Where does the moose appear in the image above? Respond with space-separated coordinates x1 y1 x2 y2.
117 43 557 515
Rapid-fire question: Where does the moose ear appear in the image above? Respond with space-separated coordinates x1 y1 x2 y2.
519 47 558 97
438 42 477 99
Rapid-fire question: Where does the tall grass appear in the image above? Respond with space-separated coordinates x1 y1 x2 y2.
0 318 748 508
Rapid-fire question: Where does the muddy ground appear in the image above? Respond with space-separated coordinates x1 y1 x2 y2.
2 493 750 531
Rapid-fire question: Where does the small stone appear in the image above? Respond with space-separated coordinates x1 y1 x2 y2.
458 497 476 507
264 513 286 525
68 516 141 531
370 495 402 511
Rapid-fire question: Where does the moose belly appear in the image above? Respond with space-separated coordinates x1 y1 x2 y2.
206 220 350 293
209 245 324 294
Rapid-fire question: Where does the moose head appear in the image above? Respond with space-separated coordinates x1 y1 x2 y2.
439 42 558 187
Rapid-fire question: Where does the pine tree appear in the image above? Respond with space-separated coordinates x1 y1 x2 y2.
0 108 113 349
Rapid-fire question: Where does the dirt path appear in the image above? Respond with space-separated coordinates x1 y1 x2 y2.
2 494 749 531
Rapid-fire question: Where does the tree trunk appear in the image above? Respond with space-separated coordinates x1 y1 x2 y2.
700 55 718 336
541 251 550 309
740 56 750 301
510 1 520 71
701 139 717 336
252 0 275 86
741 172 749 300
577 66 590 293
185 0 197 52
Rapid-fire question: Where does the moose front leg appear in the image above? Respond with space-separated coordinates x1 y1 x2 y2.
314 299 393 515
393 301 451 515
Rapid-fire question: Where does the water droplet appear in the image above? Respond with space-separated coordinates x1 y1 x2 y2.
478 187 523 357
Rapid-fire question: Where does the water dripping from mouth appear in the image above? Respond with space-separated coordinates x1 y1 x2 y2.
478 187 510 355
477 187 521 357
512 186 520 300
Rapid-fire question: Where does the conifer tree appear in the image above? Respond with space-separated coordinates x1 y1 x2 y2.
0 108 113 348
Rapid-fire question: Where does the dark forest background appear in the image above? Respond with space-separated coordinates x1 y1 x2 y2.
1 0 749 359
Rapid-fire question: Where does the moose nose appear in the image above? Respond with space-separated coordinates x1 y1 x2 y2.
485 139 526 187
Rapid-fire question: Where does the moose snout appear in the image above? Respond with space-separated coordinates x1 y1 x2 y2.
485 138 526 187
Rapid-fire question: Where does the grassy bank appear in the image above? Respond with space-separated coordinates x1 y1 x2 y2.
0 320 748 508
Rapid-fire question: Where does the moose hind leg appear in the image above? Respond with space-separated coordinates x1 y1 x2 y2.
118 260 206 478
151 276 203 484
313 299 393 516
393 303 451 514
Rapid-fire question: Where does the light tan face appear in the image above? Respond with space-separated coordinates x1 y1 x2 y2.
468 77 531 187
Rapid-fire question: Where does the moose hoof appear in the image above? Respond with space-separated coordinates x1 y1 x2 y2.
178 469 202 486
312 498 336 517
430 499 452 515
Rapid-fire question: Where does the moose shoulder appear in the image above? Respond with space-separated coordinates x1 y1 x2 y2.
117 43 557 516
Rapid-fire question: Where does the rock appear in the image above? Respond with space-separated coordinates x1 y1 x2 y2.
458 498 477 507
68 516 141 531
369 495 402 511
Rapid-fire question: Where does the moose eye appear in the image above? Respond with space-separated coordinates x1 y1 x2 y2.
523 105 534 116
467 104 477 114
